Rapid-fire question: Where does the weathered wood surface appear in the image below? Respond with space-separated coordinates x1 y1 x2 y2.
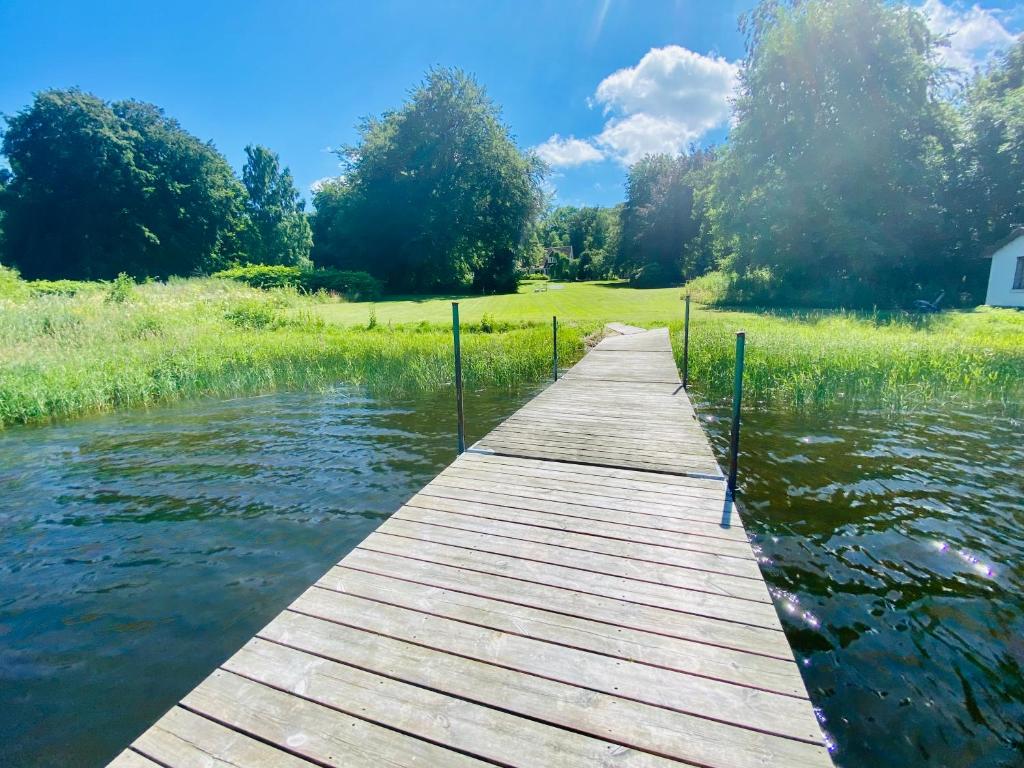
108 326 832 768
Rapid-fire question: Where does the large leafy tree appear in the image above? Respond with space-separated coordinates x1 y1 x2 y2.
616 150 713 286
957 41 1024 254
0 89 244 280
709 0 956 305
240 144 312 267
312 68 544 293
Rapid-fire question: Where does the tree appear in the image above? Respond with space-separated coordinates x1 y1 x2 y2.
957 41 1024 254
0 89 244 280
240 145 312 267
709 0 957 306
536 205 621 280
616 151 713 286
311 68 544 293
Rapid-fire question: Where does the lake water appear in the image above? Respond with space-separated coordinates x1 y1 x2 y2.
1 387 1022 767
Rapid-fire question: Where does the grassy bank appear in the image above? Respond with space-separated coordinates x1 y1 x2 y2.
1 276 1021 427
0 278 589 427
673 307 1024 412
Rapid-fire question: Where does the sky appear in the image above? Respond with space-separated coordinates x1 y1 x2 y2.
1 0 1021 208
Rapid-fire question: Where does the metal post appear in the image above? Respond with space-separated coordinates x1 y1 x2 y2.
682 294 691 389
552 315 558 381
452 302 466 455
727 331 745 496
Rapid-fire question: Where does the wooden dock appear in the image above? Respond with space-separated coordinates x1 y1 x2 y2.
109 326 832 768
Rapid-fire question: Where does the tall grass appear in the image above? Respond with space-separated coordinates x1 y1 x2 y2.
673 307 1024 413
0 278 588 427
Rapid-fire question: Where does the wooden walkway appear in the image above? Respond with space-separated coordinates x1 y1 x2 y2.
109 326 832 768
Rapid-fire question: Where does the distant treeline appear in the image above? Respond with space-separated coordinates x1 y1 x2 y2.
1 0 1022 307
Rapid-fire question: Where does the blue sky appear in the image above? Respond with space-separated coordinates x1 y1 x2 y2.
1 0 1021 208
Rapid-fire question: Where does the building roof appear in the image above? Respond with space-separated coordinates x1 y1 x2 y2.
983 226 1024 258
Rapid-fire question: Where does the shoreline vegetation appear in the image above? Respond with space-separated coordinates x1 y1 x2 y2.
1 275 1021 429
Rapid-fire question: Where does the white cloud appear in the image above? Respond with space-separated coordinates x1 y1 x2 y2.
309 176 342 194
533 134 605 167
592 45 738 164
920 0 1017 73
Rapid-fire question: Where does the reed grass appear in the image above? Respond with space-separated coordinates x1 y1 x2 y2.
0 278 589 427
673 307 1024 413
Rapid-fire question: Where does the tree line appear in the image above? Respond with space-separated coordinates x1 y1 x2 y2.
1 0 1021 306
544 0 1023 306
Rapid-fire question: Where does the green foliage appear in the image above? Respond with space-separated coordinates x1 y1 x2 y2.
537 205 621 280
239 144 313 267
709 0 957 306
105 272 135 304
224 299 280 329
0 278 589 427
311 68 544 294
211 264 381 299
0 264 29 299
955 41 1024 259
617 152 712 286
26 279 98 297
676 306 1024 412
0 89 245 280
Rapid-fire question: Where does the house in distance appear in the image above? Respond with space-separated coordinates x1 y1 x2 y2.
985 227 1024 308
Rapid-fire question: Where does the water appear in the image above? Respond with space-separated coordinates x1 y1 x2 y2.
0 385 537 768
701 406 1024 768
2 389 1022 768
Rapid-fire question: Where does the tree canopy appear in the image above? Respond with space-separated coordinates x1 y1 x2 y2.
240 144 313 267
1 89 245 280
617 150 713 287
709 0 957 305
536 205 621 280
311 68 544 293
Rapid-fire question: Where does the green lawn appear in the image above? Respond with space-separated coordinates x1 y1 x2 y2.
315 280 689 326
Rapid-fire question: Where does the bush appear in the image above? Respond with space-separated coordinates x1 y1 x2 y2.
224 299 279 329
212 264 302 289
521 273 549 281
28 279 98 297
212 264 381 300
105 272 135 303
0 265 30 299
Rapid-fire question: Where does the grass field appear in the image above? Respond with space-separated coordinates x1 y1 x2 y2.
1 275 1021 427
314 280 688 325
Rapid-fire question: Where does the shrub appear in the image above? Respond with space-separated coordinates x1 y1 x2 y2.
0 265 30 299
224 299 279 329
212 264 381 300
212 264 302 289
105 272 135 303
521 273 549 281
28 279 97 297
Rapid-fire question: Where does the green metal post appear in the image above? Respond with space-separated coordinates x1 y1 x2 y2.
682 294 691 389
452 302 466 455
553 315 558 381
727 331 745 495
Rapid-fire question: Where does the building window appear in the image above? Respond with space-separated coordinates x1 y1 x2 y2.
1015 256 1024 290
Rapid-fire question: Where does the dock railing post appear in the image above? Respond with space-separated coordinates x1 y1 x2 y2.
727 331 745 496
553 315 558 381
452 302 466 455
682 294 691 389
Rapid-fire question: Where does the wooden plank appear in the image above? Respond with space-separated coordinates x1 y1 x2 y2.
359 532 781 629
319 565 809 697
381 513 769 601
132 706 316 768
183 668 488 767
262 611 832 768
227 638 679 768
106 751 161 768
343 546 797 660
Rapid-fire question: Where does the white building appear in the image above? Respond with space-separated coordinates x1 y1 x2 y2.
985 227 1024 308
